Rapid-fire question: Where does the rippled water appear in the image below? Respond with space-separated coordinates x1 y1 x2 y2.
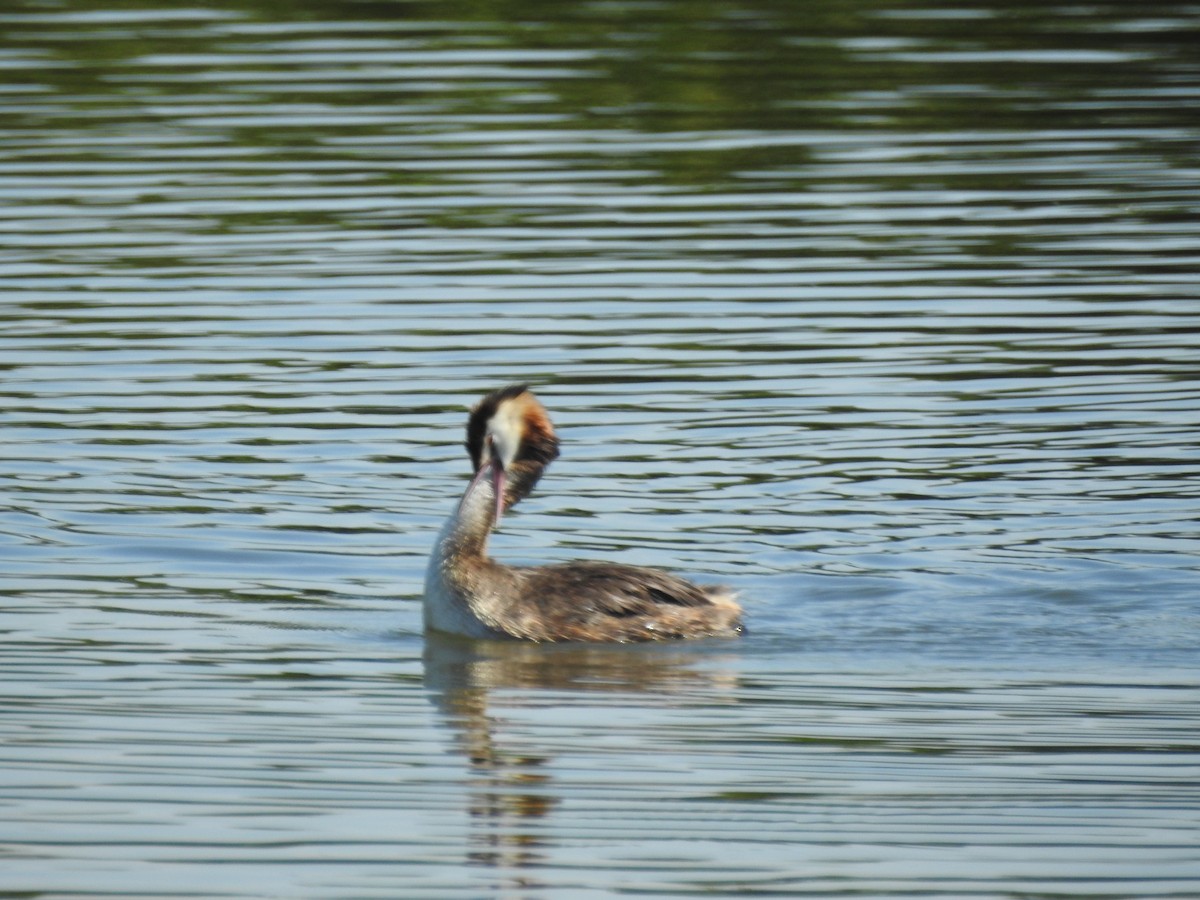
3 0 1199 896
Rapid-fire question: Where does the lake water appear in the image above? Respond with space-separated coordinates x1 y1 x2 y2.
2 0 1198 896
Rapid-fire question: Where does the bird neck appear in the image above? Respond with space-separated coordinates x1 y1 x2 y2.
437 458 548 564
443 471 498 560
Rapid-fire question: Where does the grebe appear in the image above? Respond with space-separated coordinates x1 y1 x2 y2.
424 385 743 642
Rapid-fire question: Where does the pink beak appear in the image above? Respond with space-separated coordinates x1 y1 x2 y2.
465 459 507 525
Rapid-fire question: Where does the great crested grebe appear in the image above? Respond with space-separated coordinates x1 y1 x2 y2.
424 385 743 642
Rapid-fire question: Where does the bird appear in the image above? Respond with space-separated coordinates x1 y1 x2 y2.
424 385 743 642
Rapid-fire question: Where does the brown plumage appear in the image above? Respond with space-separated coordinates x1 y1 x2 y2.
424 385 743 643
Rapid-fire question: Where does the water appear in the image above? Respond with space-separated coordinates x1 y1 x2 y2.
2 0 1199 896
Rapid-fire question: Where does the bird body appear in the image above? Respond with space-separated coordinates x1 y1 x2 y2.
424 386 743 643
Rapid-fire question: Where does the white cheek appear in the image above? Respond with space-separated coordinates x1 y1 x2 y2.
488 405 522 469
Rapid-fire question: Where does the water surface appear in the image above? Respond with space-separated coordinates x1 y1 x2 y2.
2 0 1199 896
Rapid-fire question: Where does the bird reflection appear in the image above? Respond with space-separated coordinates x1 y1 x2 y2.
422 634 739 893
